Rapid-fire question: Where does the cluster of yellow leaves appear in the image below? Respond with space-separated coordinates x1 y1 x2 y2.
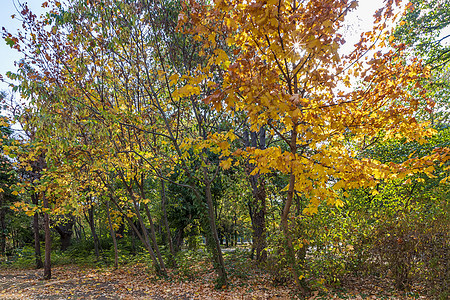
180 0 449 214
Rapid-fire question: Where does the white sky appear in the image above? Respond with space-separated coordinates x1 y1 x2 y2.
0 0 449 98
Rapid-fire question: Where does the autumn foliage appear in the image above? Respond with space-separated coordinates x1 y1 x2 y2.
1 0 449 297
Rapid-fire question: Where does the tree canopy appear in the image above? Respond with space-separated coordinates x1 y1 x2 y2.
0 0 449 298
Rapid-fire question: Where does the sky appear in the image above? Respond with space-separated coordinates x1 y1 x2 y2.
0 0 449 98
0 0 46 95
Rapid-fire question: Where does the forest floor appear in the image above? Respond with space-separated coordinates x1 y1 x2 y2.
0 263 429 300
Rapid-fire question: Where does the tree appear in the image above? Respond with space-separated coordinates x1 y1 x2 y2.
0 116 18 256
395 0 450 69
5 0 450 292
4 0 231 285
394 0 450 126
181 0 449 293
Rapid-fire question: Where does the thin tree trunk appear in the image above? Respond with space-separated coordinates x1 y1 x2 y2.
131 194 166 275
77 217 86 241
0 206 6 255
31 193 43 269
43 194 51 280
134 175 167 274
143 202 167 272
111 171 164 275
128 213 162 272
280 126 308 295
106 201 118 269
130 222 136 255
73 221 81 240
87 206 100 261
204 180 227 286
160 180 176 267
103 187 160 271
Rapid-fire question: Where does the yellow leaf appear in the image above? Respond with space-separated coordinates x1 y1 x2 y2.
424 166 435 174
218 141 229 150
168 73 179 85
333 180 345 190
220 158 233 170
25 210 35 216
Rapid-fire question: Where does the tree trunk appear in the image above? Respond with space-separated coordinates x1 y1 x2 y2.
249 176 267 263
76 217 86 241
160 180 177 267
87 206 100 261
204 180 227 287
43 194 51 280
0 206 6 255
134 175 167 274
130 223 136 255
31 193 43 268
245 128 267 263
281 172 306 293
111 171 164 275
280 127 308 295
129 197 165 275
54 215 74 251
106 201 119 269
143 202 167 273
173 228 184 252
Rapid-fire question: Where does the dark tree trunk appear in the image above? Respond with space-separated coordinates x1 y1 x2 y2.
249 178 267 262
31 193 43 268
245 128 268 263
173 228 184 252
0 206 6 255
204 180 227 286
134 175 166 274
75 217 86 241
54 215 74 251
112 171 164 275
73 222 80 240
87 206 100 261
106 201 118 269
160 180 176 267
218 230 223 246
43 194 51 280
130 223 136 255
143 202 167 273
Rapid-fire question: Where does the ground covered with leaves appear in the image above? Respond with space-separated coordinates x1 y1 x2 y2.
0 255 429 300
0 264 295 300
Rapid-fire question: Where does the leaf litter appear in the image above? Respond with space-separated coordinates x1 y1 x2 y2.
0 263 428 299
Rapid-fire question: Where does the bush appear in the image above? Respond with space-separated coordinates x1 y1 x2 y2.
368 212 449 298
